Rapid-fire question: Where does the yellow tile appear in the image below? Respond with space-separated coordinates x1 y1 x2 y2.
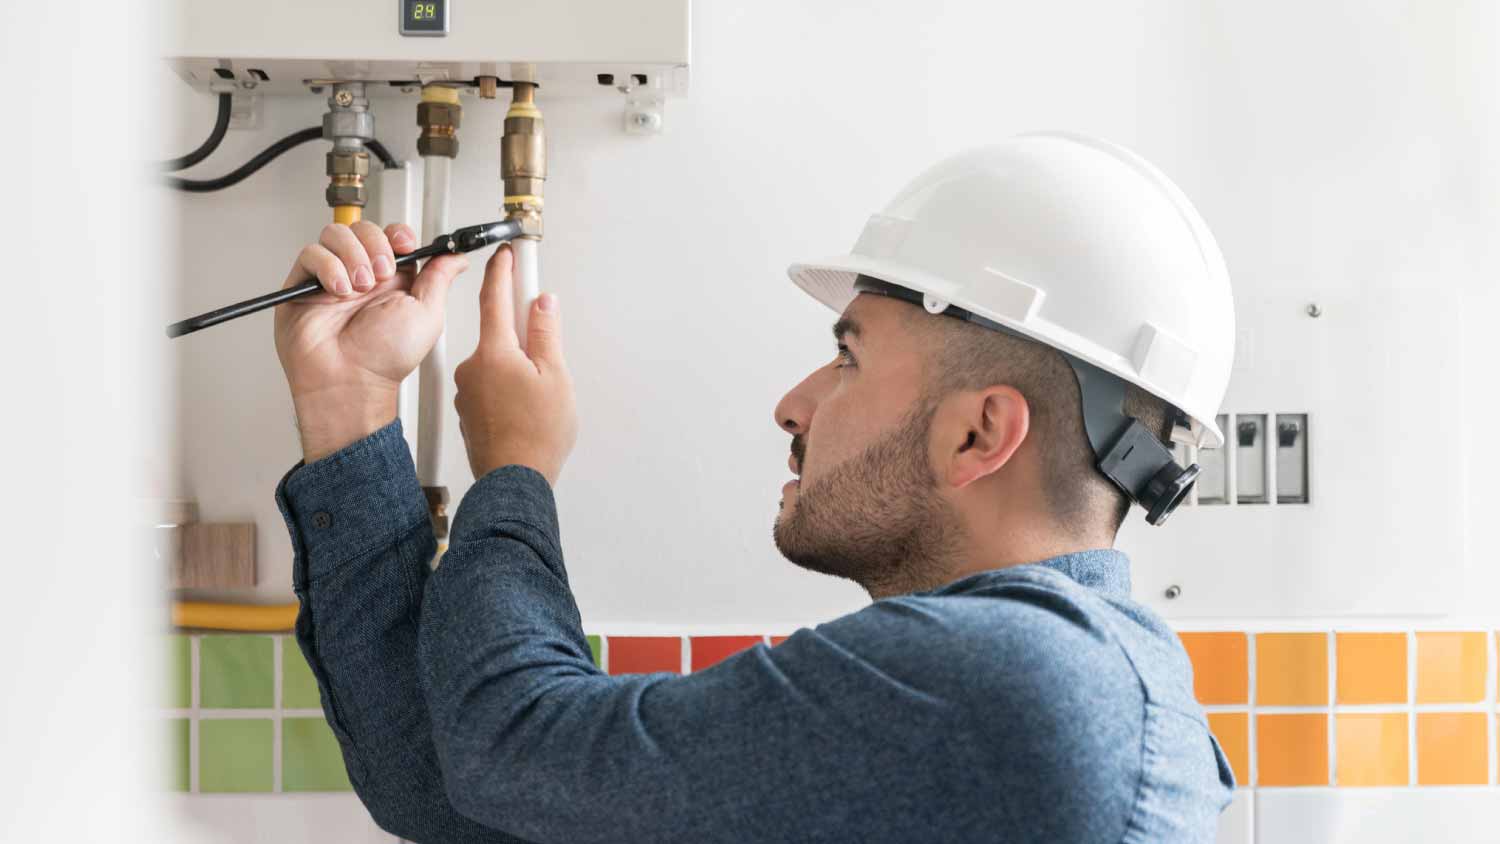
1257 713 1329 786
1336 633 1407 704
1416 713 1489 786
1207 712 1249 786
1336 713 1409 786
1256 633 1328 706
1415 632 1487 704
1180 633 1249 705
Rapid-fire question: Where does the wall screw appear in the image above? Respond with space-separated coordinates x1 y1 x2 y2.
1164 584 1182 600
400 86 415 94
1306 303 1322 318
334 89 354 107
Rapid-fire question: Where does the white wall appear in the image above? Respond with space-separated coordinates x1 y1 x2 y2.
165 0 1500 628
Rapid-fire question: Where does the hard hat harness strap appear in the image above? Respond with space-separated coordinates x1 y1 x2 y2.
852 275 1200 526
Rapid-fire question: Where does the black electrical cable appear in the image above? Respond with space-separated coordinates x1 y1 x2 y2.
365 139 399 169
165 128 402 193
164 127 323 192
159 93 232 172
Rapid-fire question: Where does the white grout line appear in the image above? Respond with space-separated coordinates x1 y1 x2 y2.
599 633 609 674
1407 630 1418 786
1244 786 1255 844
190 635 200 794
680 636 690 675
273 635 284 793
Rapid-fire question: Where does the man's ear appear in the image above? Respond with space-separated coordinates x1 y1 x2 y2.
937 386 1030 489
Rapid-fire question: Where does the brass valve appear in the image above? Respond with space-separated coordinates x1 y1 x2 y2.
501 82 545 239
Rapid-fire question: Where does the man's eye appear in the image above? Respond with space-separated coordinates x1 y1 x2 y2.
835 344 856 368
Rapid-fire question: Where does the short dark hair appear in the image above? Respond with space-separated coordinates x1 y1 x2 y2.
913 312 1174 538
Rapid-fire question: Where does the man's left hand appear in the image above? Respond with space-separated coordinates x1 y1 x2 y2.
453 245 578 487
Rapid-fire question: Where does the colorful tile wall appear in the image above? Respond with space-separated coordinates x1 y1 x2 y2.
164 634 354 794
1181 629 1498 788
171 629 1495 795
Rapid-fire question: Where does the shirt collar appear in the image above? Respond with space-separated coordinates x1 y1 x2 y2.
923 548 1132 600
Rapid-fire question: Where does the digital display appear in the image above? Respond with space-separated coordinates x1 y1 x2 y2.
400 0 447 35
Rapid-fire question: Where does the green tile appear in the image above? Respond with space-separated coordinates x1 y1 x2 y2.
283 718 352 792
200 635 273 709
587 635 602 667
282 641 323 709
199 719 272 793
166 718 189 792
166 635 191 708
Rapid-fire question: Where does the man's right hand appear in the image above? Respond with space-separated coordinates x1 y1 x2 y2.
273 221 470 462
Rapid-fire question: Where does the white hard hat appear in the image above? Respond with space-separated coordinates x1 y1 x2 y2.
787 132 1236 524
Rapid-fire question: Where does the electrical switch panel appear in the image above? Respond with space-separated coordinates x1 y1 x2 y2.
1193 413 1229 504
1171 411 1310 512
1235 414 1268 503
1274 413 1309 503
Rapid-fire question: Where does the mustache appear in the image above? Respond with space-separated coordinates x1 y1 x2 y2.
791 435 806 470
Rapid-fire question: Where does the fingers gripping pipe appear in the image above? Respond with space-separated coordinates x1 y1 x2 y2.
501 82 545 347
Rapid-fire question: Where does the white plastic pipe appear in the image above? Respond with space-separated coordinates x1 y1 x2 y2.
416 155 452 487
512 237 540 350
373 163 421 460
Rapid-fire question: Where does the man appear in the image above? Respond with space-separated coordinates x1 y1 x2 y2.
273 133 1235 844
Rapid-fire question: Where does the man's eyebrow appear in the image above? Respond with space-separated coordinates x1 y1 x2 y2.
832 317 861 343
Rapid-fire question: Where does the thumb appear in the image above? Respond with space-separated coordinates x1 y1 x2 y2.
526 293 565 369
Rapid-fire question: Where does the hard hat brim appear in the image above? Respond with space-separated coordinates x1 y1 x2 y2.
787 254 1226 450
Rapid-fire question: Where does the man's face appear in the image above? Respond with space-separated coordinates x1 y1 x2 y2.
771 293 960 594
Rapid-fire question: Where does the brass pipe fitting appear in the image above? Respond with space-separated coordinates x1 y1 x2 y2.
323 82 374 222
423 486 450 539
501 82 545 239
417 85 461 159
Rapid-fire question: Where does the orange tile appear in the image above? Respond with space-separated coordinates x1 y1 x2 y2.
1336 713 1409 786
1416 713 1489 786
1256 633 1328 706
1336 633 1407 704
1257 713 1329 786
1207 712 1249 786
606 636 681 675
689 636 762 672
769 635 790 647
1415 632 1487 704
1179 633 1249 705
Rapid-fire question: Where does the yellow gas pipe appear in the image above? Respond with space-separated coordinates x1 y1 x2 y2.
172 601 298 632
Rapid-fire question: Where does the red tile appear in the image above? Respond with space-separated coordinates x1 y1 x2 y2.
769 635 790 647
607 637 681 675
690 636 763 672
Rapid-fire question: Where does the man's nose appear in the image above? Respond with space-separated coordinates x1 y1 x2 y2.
773 365 835 435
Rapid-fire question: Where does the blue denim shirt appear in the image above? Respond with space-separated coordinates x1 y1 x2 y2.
274 417 1233 844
